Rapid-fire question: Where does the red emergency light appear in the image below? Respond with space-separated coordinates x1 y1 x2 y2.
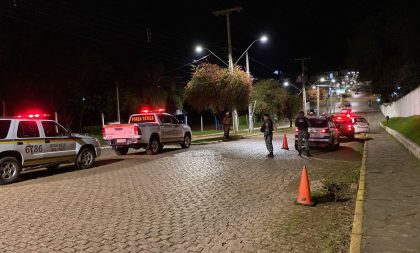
139 106 165 113
16 113 50 119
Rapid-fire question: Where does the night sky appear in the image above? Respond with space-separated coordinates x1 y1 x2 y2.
0 0 384 79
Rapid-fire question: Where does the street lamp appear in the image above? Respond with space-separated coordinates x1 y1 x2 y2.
235 35 269 73
234 35 268 133
320 77 326 82
194 45 229 67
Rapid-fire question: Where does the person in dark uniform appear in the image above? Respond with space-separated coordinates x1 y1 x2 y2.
261 113 274 157
222 112 231 140
295 111 311 157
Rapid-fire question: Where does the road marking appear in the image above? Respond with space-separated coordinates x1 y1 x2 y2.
349 134 368 253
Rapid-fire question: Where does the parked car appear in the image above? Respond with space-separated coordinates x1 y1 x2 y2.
331 114 355 140
0 115 101 184
294 117 340 151
352 116 370 134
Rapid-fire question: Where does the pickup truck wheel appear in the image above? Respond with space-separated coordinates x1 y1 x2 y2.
76 148 95 169
115 147 129 156
0 157 21 185
146 137 160 155
181 133 191 149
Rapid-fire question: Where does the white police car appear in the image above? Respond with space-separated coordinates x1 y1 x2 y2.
0 114 101 184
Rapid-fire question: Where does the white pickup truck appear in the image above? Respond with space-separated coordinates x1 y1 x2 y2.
102 113 192 155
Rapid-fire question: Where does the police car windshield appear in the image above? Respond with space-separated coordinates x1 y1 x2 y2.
308 118 328 128
0 120 11 139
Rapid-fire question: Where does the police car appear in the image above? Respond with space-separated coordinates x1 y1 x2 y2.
102 111 192 155
0 114 101 184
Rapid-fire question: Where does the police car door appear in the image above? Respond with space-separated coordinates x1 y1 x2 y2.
14 120 44 166
158 114 172 142
41 120 76 162
168 115 183 141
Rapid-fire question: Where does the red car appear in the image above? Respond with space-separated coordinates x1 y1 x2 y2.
331 113 354 140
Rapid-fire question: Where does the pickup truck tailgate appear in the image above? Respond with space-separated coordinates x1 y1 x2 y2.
103 124 138 140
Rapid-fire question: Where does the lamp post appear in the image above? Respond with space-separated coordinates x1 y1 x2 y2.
195 35 268 134
311 78 333 116
195 46 229 66
235 35 268 133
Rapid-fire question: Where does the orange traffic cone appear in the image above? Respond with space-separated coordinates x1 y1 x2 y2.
295 166 315 206
282 133 289 150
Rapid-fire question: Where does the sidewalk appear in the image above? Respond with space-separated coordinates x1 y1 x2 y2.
361 112 420 252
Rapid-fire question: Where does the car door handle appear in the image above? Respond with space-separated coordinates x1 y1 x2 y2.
17 142 24 145
45 140 50 143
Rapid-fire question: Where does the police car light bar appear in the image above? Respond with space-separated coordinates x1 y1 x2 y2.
16 113 50 119
140 108 165 113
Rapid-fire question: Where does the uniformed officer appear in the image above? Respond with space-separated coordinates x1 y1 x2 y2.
261 113 274 158
222 112 231 140
295 111 311 157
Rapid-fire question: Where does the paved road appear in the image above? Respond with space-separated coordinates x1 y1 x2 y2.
0 130 364 253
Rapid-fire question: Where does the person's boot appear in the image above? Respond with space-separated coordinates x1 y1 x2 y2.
307 150 312 157
298 149 302 156
266 152 274 158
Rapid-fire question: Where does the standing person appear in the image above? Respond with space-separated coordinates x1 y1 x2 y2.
261 113 274 157
295 111 311 157
222 112 231 140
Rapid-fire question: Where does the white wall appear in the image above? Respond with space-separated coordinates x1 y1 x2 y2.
381 86 420 118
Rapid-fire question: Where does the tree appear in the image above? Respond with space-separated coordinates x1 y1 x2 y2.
283 95 302 127
251 79 288 120
185 63 252 116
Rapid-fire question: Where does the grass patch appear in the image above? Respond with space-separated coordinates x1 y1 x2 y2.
384 116 420 145
192 129 223 136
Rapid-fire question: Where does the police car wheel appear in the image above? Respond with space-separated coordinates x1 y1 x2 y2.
76 148 95 169
0 157 21 185
181 133 191 149
146 137 160 155
115 147 129 156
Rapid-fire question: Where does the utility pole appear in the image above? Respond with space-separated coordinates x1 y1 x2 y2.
295 57 311 115
213 6 242 133
116 81 121 123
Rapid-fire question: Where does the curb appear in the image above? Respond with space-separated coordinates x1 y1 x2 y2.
349 135 368 253
380 122 420 160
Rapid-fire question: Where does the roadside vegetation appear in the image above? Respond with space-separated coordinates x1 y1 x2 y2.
384 116 420 145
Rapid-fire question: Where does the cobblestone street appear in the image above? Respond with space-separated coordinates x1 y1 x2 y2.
0 133 362 252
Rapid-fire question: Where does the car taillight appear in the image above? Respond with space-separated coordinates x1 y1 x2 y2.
347 124 353 129
321 129 330 133
134 126 141 135
295 128 299 132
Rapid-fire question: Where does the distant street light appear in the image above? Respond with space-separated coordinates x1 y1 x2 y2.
320 77 326 82
283 81 302 95
195 45 203 53
331 79 336 83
